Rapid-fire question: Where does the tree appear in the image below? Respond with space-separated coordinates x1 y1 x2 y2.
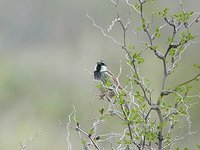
66 0 200 149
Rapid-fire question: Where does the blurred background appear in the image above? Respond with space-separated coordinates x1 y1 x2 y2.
0 0 199 149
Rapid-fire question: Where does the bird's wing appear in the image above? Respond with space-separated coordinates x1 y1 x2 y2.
106 69 123 90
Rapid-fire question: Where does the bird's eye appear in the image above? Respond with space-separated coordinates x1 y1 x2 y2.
101 62 106 66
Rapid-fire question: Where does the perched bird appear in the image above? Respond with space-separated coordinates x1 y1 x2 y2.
94 61 123 101
94 61 109 85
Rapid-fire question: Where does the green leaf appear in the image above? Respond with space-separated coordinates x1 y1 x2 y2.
138 57 144 64
96 83 103 89
157 122 166 130
89 128 95 136
174 11 194 23
155 32 160 38
154 11 162 16
169 48 176 56
149 45 158 50
99 107 105 115
134 91 145 102
81 139 86 145
167 37 173 44
180 31 195 44
134 3 140 10
193 64 200 69
155 8 169 17
73 116 78 123
133 52 144 64
105 77 113 87
163 8 169 16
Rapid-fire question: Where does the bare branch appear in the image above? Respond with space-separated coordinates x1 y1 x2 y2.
176 73 200 88
86 13 123 48
125 0 141 15
187 13 200 28
66 110 75 150
19 129 46 150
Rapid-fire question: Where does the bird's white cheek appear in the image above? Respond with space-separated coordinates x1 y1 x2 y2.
101 66 107 72
94 64 97 71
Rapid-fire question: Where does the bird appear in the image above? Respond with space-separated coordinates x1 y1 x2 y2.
94 61 123 101
94 61 109 85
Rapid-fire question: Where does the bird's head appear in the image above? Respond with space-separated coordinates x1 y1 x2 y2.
94 61 107 72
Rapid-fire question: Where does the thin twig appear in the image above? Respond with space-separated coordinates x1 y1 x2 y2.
176 73 200 88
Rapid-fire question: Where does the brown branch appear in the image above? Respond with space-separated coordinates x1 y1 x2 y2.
75 124 101 150
164 17 178 58
176 73 200 88
138 0 153 46
160 59 168 97
120 104 141 150
156 108 164 150
115 3 133 61
187 13 200 28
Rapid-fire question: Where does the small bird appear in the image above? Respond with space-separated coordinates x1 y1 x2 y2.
94 61 109 85
94 61 123 101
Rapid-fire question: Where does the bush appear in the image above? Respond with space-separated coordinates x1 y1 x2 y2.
67 0 200 149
